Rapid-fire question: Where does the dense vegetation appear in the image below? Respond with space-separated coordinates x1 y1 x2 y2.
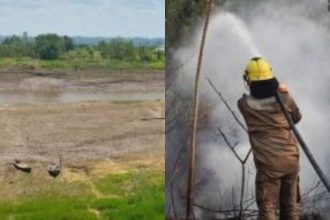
166 0 207 49
0 33 165 70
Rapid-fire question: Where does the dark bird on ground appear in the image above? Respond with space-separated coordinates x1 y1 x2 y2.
48 156 61 178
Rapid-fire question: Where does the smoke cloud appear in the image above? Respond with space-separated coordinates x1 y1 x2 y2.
168 0 330 217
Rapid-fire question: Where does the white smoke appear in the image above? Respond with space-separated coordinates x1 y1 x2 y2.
172 0 330 216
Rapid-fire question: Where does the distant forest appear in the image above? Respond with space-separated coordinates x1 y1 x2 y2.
0 35 164 47
0 32 165 62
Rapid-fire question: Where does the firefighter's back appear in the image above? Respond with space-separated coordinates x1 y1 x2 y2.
238 93 301 178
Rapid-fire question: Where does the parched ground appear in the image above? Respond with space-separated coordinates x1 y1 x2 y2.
0 70 164 93
0 101 164 165
0 70 165 219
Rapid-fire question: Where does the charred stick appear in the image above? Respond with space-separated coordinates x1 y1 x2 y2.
207 77 253 163
206 77 247 132
217 127 242 163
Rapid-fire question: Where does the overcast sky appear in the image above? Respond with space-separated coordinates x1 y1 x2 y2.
0 0 164 37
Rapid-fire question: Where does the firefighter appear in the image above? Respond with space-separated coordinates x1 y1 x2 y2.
238 57 301 220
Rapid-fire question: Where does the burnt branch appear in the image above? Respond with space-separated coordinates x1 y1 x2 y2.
206 77 247 132
217 127 242 163
217 126 250 220
207 77 252 164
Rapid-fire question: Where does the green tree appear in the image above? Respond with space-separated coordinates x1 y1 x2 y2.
0 35 34 57
2 35 22 45
63 35 74 52
97 38 137 61
137 45 157 62
34 34 67 60
108 38 130 60
97 40 108 58
166 0 207 49
22 31 29 43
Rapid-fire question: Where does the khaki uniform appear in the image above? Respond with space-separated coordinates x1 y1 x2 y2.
238 92 301 220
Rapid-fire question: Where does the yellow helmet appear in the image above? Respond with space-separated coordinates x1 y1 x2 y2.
244 57 273 82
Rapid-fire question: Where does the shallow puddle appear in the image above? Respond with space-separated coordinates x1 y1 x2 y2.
0 89 164 105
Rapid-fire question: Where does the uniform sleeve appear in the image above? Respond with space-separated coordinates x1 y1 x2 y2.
237 96 245 114
287 94 302 124
237 98 243 112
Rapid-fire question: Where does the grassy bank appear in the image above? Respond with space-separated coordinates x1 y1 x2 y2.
92 170 164 219
0 168 164 220
0 57 164 72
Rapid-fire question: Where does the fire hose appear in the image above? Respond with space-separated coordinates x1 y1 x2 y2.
275 91 330 193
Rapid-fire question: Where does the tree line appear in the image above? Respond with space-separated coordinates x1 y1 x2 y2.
0 33 164 62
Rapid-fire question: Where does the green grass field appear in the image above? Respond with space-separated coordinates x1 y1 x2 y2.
0 57 164 71
0 169 164 220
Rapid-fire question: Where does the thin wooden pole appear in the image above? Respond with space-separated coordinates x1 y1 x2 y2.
186 0 213 219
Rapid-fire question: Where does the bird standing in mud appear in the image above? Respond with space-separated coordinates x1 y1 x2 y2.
48 156 62 178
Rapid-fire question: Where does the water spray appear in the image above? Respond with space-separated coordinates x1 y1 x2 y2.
211 11 330 194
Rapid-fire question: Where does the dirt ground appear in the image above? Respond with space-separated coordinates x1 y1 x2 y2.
0 70 164 200
0 70 164 93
